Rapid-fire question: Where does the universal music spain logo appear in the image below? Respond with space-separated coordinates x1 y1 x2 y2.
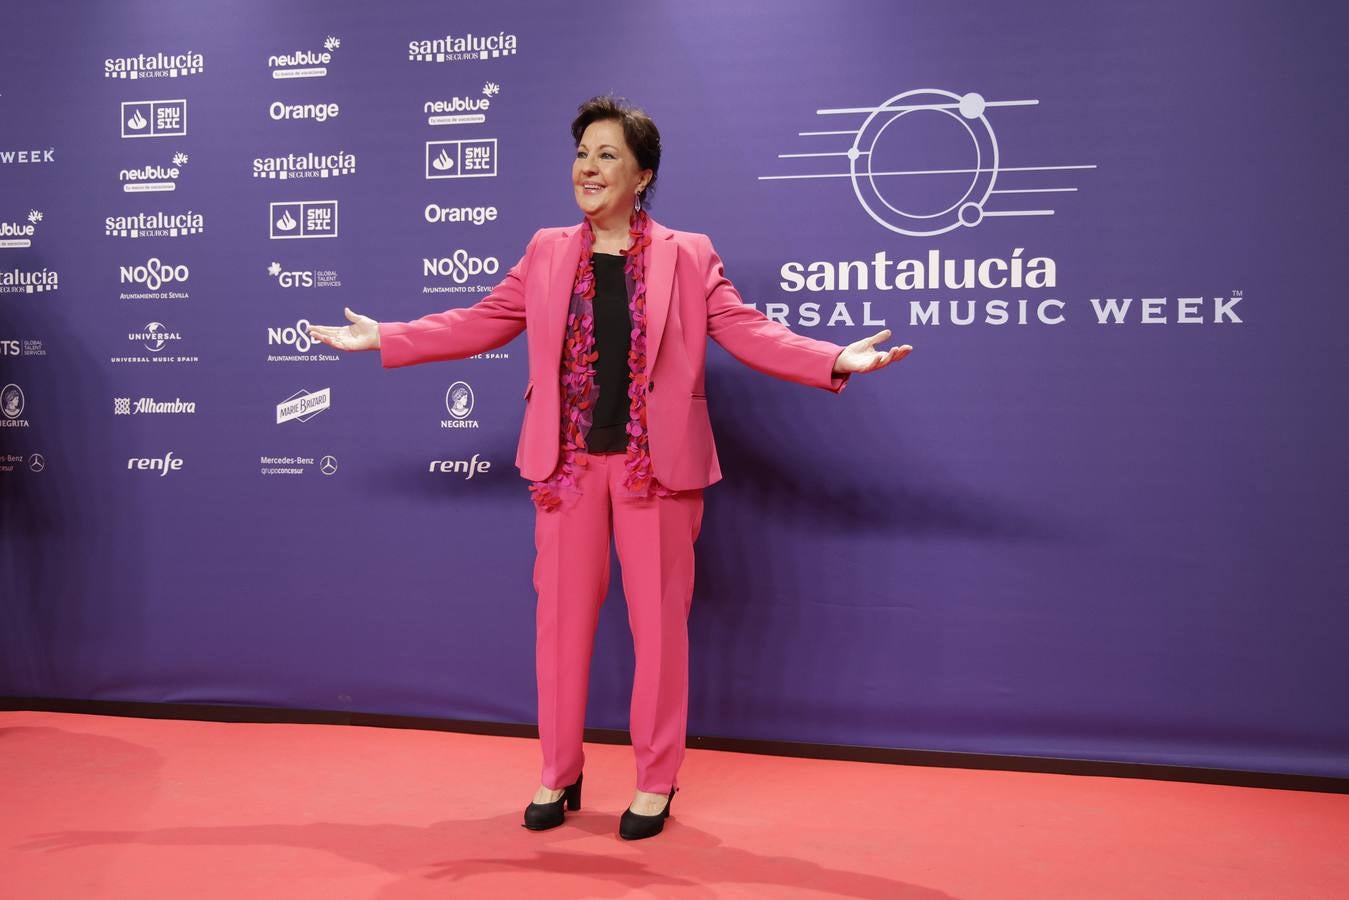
121 100 187 138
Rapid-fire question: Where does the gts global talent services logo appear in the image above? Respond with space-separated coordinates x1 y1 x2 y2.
105 210 204 239
121 100 187 138
253 149 356 180
0 210 42 250
267 261 342 289
425 81 500 126
408 30 518 63
105 50 203 79
120 152 188 192
269 35 340 79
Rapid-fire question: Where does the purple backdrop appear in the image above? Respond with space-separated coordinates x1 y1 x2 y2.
2 0 1347 778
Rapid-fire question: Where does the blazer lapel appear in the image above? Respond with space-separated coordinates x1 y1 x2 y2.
545 226 584 371
644 225 676 374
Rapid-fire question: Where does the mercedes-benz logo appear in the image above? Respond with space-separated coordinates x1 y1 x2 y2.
28 452 45 473
319 455 338 476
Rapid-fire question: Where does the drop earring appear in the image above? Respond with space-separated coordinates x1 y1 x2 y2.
634 191 643 213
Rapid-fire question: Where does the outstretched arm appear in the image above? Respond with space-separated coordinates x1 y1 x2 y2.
309 231 539 366
701 235 911 390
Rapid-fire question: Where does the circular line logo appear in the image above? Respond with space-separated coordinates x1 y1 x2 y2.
28 452 45 473
2 383 24 419
320 455 338 475
445 381 475 420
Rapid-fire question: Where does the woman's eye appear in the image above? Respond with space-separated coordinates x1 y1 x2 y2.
601 152 615 159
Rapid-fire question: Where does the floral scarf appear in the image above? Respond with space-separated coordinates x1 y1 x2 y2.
529 210 671 510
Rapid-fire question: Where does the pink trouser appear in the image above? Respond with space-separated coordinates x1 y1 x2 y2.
533 451 704 794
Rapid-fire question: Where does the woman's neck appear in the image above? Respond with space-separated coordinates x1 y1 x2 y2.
588 210 633 253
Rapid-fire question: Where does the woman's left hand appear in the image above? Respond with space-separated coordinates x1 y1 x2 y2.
832 329 913 374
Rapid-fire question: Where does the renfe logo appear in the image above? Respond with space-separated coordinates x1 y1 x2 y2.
428 454 491 478
128 451 184 476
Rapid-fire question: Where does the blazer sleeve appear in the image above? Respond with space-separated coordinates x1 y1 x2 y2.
377 231 538 368
700 234 848 392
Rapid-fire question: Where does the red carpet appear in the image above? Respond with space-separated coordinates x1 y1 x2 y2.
2 711 1345 898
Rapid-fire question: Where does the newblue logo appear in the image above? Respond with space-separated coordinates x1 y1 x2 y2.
425 81 500 125
269 36 340 79
0 210 41 249
121 152 188 192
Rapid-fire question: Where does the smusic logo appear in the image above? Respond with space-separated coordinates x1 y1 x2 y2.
426 138 497 179
270 201 338 239
252 150 356 180
105 50 204 79
121 99 187 138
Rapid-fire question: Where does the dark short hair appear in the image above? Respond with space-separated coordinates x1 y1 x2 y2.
571 95 662 205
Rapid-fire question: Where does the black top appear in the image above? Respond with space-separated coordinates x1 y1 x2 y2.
586 253 633 452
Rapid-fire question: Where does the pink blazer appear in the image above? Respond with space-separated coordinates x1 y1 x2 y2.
379 220 848 491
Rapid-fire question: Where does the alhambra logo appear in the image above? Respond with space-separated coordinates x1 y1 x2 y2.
105 210 204 239
121 100 187 138
120 152 188 192
0 210 42 250
253 150 356 180
0 267 59 294
104 50 204 79
761 88 1095 236
269 35 340 78
408 31 518 63
425 82 500 126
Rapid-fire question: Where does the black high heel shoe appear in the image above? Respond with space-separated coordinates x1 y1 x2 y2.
618 786 676 841
522 772 583 831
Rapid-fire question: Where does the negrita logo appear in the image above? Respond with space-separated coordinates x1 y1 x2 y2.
441 381 479 429
426 139 497 179
270 202 338 240
120 152 188 192
425 81 500 126
121 99 187 139
269 36 340 79
104 50 204 80
105 211 204 239
1 383 29 428
0 210 42 249
266 261 342 289
408 31 518 63
253 150 356 180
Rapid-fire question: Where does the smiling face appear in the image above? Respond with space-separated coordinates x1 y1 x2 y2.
572 118 652 225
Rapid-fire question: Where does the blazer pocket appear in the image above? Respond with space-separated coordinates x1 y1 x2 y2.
690 392 706 399
523 382 534 400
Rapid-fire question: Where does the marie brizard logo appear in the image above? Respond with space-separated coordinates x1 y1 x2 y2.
761 89 1096 236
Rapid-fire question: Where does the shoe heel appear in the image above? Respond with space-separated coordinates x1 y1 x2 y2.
566 773 583 811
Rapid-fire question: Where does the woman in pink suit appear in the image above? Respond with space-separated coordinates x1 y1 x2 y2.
310 96 911 840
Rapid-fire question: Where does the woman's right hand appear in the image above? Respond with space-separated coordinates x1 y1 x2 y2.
308 307 381 351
